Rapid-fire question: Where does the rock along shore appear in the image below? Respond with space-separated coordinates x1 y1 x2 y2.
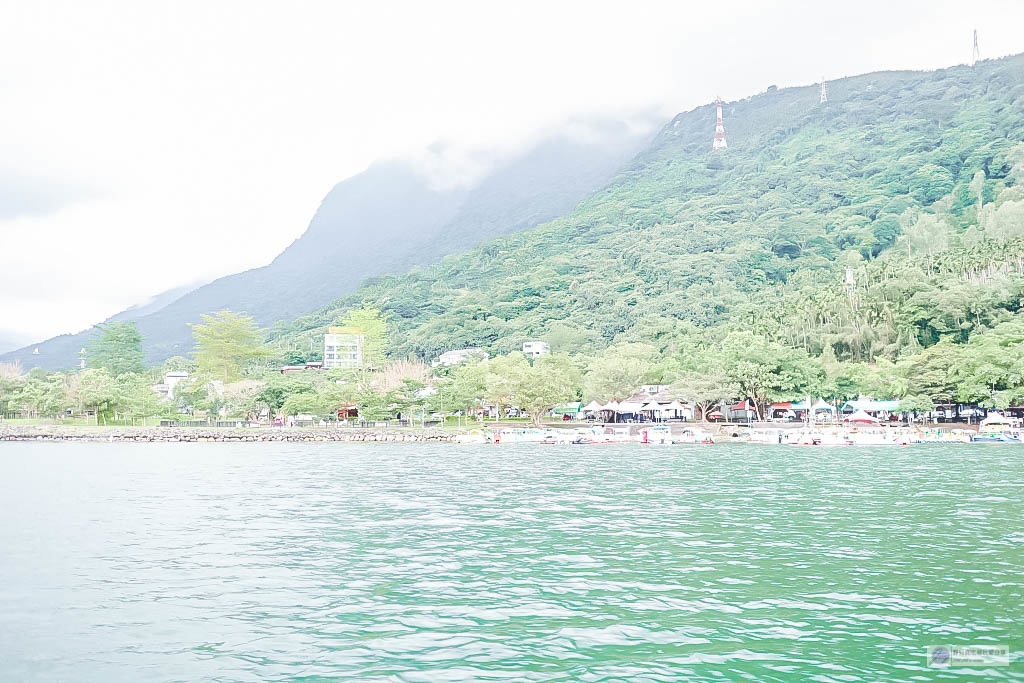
0 425 456 443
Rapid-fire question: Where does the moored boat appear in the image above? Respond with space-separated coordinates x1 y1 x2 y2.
974 413 1021 443
640 426 673 444
673 427 714 444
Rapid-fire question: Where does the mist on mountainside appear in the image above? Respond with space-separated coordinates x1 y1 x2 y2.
3 120 653 369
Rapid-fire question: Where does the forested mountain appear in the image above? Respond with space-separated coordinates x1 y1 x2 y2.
271 54 1024 382
3 124 649 369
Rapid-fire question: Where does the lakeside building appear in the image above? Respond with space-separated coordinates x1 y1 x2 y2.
324 327 364 369
433 348 487 367
152 371 189 401
522 341 550 359
280 362 324 374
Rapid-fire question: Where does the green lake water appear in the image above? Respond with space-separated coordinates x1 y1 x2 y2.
0 442 1021 681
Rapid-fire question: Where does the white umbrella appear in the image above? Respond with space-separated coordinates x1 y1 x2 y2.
665 400 686 412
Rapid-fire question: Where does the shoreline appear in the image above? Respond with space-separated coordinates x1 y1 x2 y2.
0 425 456 443
0 421 982 445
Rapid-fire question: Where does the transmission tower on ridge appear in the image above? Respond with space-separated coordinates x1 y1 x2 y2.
819 77 828 104
712 97 728 151
972 29 980 66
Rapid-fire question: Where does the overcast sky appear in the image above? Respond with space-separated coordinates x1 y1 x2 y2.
1 0 1022 351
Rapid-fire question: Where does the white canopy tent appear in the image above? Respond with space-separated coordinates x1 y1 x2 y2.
811 398 837 423
641 401 664 422
844 409 878 424
583 400 603 413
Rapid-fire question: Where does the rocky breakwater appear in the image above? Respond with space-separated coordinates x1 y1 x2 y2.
0 425 456 443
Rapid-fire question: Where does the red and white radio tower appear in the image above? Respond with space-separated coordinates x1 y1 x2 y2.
712 97 728 151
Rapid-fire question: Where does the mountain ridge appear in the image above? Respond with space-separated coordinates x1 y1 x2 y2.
268 53 1024 363
4 123 652 369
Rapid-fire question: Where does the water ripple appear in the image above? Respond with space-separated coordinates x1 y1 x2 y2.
0 442 1021 681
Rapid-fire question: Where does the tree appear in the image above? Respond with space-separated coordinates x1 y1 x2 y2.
191 310 270 383
432 360 487 418
379 358 430 392
969 169 985 212
899 394 935 418
391 378 427 418
170 377 209 414
220 379 266 419
315 381 355 420
719 331 820 420
86 322 145 376
116 372 163 422
337 304 391 371
981 200 1024 244
485 353 530 421
355 389 394 421
255 373 319 418
668 356 737 422
281 391 322 418
949 319 1024 406
161 356 197 374
0 362 24 415
511 353 582 426
582 343 659 401
903 341 959 406
910 163 955 205
76 368 119 422
39 374 71 419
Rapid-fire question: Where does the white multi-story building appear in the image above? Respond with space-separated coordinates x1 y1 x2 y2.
324 326 364 369
522 341 550 358
433 348 487 367
152 371 189 401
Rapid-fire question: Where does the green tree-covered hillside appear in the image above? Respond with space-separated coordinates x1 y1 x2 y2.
271 55 1024 371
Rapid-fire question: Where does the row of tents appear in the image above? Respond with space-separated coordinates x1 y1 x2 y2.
552 400 694 421
554 396 903 423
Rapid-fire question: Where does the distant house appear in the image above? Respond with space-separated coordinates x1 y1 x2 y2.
324 326 364 369
164 372 188 395
433 348 487 367
280 362 324 374
153 371 190 401
522 341 550 358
